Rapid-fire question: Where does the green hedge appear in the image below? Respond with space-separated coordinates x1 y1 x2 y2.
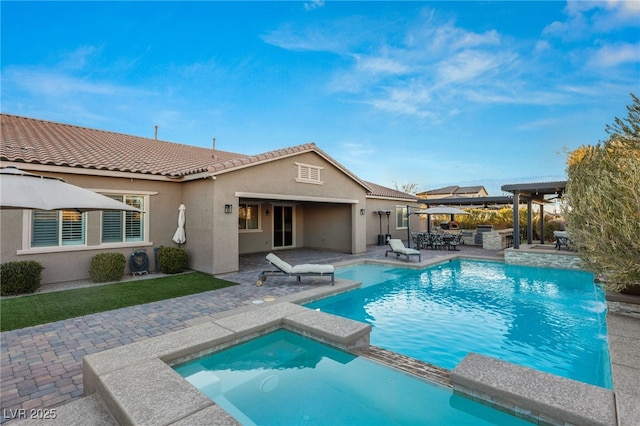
157 246 188 274
1 261 44 296
89 252 127 283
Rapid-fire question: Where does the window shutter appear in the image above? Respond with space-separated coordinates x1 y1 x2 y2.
61 211 84 245
125 196 143 241
32 211 59 247
102 211 123 242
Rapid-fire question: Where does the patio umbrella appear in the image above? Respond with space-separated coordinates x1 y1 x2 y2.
172 204 186 246
413 205 470 215
414 205 469 233
0 167 141 212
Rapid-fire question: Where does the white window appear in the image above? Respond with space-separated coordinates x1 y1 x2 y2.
295 162 324 185
32 210 85 247
101 195 144 243
239 203 260 230
396 206 408 229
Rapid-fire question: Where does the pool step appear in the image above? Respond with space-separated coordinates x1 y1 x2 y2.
355 345 451 388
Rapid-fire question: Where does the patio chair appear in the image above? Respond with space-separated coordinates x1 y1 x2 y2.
385 239 421 262
553 231 571 250
257 253 335 286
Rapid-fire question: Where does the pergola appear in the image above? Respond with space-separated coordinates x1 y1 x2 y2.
501 181 566 249
417 181 566 249
419 195 515 209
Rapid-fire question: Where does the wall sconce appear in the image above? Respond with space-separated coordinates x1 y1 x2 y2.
266 209 270 216
224 204 232 214
360 209 366 215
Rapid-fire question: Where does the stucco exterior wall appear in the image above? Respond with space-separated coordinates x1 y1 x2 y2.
1 151 404 283
181 178 215 275
220 151 368 257
0 172 183 284
303 203 351 251
365 198 421 246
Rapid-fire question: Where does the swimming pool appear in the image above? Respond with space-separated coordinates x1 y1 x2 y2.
174 329 532 425
306 259 612 389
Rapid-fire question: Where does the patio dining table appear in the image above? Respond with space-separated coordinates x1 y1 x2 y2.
413 232 461 251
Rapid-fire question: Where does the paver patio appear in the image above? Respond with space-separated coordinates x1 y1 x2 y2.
1 244 638 425
1 244 484 424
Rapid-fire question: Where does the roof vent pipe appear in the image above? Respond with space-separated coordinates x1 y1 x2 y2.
212 137 216 150
154 125 158 140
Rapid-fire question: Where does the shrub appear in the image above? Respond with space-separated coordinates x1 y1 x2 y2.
0 261 44 296
565 94 640 292
157 246 188 274
89 252 127 283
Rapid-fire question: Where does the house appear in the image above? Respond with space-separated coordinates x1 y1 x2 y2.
416 185 488 200
0 114 419 284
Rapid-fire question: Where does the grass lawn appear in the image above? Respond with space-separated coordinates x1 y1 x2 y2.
0 272 237 332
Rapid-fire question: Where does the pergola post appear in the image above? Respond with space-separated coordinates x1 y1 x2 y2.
513 191 520 249
501 181 566 250
527 199 533 245
539 204 545 244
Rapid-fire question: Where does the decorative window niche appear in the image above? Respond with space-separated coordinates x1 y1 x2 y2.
295 162 324 185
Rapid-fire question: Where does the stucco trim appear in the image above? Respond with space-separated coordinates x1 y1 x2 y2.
235 191 360 204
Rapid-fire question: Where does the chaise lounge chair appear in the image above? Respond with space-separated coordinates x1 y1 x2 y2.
256 253 335 286
385 239 421 262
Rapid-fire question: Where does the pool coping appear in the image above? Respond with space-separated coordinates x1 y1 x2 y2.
26 256 618 425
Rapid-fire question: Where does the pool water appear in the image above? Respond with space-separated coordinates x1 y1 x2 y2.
306 259 612 389
174 329 532 425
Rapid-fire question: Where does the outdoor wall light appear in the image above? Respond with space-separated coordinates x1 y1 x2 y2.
266 209 270 216
224 204 232 214
360 209 365 215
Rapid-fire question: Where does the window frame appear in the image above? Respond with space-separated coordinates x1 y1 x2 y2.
19 191 152 255
101 195 145 243
238 202 261 232
395 205 409 229
31 210 86 248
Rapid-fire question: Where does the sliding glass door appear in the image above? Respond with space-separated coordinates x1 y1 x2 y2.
273 205 294 248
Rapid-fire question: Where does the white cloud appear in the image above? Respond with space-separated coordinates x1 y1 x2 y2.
58 45 101 71
545 0 639 39
304 0 324 12
586 42 640 68
3 67 143 97
265 4 634 123
354 55 409 75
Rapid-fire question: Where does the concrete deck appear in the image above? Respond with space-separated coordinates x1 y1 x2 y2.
1 244 639 425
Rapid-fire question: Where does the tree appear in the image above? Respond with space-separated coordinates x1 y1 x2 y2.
393 182 420 194
565 94 640 292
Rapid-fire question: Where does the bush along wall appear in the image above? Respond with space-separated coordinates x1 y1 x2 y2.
1 261 44 296
157 246 188 274
89 252 127 283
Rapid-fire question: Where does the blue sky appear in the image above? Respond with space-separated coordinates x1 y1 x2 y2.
2 1 639 195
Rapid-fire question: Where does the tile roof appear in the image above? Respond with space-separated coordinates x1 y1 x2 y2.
418 185 487 196
364 181 418 201
0 113 373 192
0 113 308 178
